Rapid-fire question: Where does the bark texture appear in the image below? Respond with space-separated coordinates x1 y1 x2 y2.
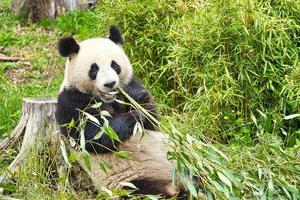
11 0 78 21
0 98 59 185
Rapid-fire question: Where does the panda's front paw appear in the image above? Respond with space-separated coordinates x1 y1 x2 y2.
126 88 150 103
139 90 151 103
129 110 145 123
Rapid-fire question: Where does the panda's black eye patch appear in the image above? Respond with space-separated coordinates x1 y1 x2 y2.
111 60 121 75
89 63 99 80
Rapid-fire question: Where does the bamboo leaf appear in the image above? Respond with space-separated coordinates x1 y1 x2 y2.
68 118 75 128
102 124 121 143
101 110 111 118
284 114 300 120
94 129 104 140
268 177 274 198
69 136 76 147
80 128 85 150
145 195 160 200
68 153 77 163
83 111 100 125
101 115 109 126
280 128 287 136
217 172 232 190
258 167 263 180
264 114 272 133
250 111 257 127
91 102 102 108
133 121 142 136
256 109 266 118
114 150 132 160
207 190 214 200
0 183 16 192
222 169 240 187
133 121 138 136
172 165 178 186
208 176 225 192
60 139 71 167
210 144 228 160
279 183 292 199
99 160 111 175
119 181 138 189
186 179 198 197
101 186 113 197
82 149 91 172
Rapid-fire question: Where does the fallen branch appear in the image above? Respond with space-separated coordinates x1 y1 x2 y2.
0 55 22 62
0 195 22 200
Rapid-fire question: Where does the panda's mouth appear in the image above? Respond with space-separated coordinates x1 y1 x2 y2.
98 90 118 102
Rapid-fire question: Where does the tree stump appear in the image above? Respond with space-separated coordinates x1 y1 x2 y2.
0 98 59 186
12 0 78 21
0 98 180 197
11 0 99 21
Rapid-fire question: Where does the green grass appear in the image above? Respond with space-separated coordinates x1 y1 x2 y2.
0 0 64 135
0 0 300 199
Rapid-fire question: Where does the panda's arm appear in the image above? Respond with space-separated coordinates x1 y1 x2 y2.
56 88 143 153
84 110 144 153
58 108 142 153
123 77 159 130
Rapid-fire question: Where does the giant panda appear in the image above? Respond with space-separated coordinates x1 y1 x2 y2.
55 26 185 198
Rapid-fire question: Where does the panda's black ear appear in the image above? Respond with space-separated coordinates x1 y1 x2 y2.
58 37 80 57
109 26 124 45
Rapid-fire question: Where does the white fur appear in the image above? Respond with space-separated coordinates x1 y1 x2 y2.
60 38 133 96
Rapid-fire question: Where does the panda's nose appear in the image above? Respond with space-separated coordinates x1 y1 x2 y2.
104 81 116 89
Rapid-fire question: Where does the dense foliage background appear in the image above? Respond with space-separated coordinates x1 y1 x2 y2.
0 0 299 199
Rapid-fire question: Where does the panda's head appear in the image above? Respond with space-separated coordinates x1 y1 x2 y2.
58 26 132 102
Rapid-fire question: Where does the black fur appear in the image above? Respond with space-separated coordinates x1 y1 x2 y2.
123 77 159 130
88 63 99 80
58 37 80 57
111 60 121 74
130 179 187 199
109 26 124 44
56 77 158 153
130 179 170 196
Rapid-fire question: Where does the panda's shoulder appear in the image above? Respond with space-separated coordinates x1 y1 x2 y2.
126 76 145 89
57 88 94 109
